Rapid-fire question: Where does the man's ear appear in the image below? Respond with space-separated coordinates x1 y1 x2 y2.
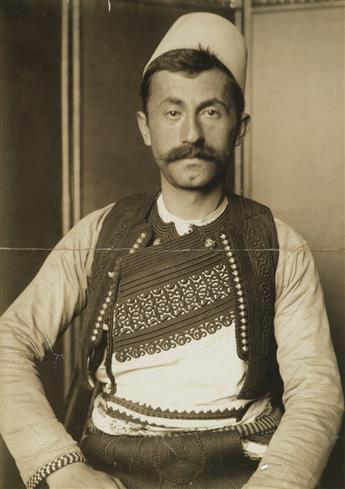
136 111 151 147
235 113 251 146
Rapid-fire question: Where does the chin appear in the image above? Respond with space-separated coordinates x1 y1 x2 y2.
164 164 226 191
170 174 224 192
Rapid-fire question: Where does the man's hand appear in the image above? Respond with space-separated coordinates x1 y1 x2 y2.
46 462 127 488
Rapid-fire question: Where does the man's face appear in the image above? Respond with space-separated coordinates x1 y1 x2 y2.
137 68 240 191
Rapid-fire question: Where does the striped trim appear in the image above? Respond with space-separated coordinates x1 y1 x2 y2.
26 452 86 489
235 407 282 438
102 394 254 421
93 399 282 440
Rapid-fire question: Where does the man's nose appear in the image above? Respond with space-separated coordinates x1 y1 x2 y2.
181 114 204 145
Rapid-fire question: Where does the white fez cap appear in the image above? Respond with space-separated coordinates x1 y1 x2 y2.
144 12 247 92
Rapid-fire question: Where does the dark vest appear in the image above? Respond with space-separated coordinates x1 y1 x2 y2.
64 192 282 440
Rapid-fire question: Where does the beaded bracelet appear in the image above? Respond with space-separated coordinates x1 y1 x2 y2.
26 451 86 489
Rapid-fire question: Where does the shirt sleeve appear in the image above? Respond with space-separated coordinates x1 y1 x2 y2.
244 219 344 489
0 203 114 483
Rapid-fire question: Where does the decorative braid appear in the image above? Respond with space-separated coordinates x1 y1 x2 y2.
235 406 282 439
26 452 86 489
105 259 123 393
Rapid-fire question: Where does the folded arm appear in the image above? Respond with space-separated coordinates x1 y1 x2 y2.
0 205 113 484
244 221 344 489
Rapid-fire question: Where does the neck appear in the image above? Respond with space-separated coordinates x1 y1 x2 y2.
161 180 226 220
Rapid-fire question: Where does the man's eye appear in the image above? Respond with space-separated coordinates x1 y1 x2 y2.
204 109 219 118
166 110 180 119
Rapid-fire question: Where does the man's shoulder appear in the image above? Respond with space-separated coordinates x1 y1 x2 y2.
71 203 116 237
97 192 157 230
229 195 307 250
53 203 115 251
79 202 115 224
228 193 273 218
273 217 308 251
77 192 155 227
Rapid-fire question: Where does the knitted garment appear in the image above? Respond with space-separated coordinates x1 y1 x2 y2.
90 201 281 439
80 427 259 489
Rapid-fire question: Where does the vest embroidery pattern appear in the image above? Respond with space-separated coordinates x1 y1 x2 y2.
79 193 280 402
110 231 240 362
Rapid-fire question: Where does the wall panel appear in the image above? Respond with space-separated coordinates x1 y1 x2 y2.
1 1 62 487
251 7 344 488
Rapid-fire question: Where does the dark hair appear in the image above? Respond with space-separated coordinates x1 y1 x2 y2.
140 48 244 119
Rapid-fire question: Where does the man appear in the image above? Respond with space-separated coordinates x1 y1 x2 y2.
1 12 343 489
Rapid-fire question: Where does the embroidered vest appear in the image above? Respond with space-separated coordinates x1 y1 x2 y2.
78 192 281 399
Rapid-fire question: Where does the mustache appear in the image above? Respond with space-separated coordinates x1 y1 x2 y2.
160 143 223 165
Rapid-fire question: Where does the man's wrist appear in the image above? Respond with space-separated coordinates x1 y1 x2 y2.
26 452 86 489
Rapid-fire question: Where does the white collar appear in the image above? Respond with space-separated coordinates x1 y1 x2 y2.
156 194 228 236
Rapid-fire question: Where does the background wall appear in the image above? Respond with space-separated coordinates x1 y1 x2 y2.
251 6 344 489
0 1 63 487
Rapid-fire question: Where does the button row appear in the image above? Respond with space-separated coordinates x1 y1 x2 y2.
220 232 248 353
129 232 147 254
91 232 147 342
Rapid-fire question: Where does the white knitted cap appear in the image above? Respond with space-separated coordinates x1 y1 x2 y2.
143 12 247 92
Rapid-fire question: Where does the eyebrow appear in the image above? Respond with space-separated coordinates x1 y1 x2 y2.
159 97 184 107
159 97 229 113
198 98 229 113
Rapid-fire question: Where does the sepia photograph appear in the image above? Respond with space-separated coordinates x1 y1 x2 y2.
1 1 344 488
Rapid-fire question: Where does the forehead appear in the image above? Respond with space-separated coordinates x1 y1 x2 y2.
148 68 232 106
